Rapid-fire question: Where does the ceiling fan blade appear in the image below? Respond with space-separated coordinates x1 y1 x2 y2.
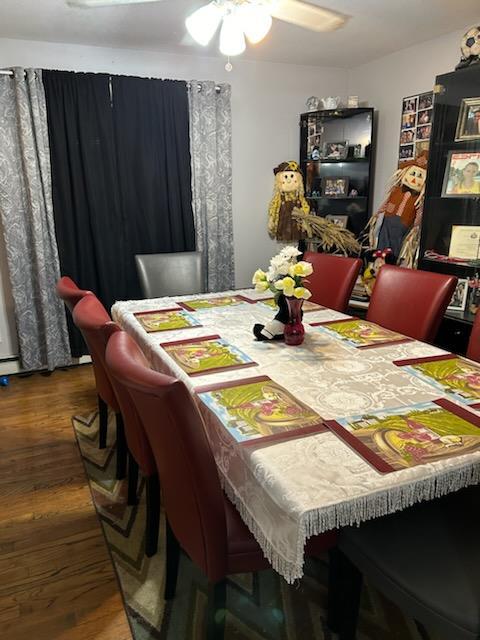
270 0 347 32
67 0 164 8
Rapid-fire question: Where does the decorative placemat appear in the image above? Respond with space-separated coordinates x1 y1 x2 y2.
394 353 480 408
177 295 252 311
324 399 480 473
160 334 257 376
311 318 411 349
134 308 201 333
197 375 325 445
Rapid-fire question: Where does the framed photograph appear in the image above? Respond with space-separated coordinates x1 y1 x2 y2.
400 129 415 145
448 278 469 312
455 97 480 141
322 177 349 197
326 214 349 228
442 151 480 197
401 113 416 129
322 141 348 159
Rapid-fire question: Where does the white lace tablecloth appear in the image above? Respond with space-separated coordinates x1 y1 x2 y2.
112 290 480 583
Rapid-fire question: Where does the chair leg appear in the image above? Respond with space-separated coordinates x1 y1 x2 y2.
327 547 362 640
98 395 108 450
145 474 160 557
127 453 139 506
206 579 226 640
115 413 127 480
164 518 180 600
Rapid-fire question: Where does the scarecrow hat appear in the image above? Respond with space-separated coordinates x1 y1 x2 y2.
274 160 302 175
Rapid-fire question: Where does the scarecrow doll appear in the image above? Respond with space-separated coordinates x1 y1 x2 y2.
268 161 310 241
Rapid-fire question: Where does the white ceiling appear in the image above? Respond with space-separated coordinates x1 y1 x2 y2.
0 0 479 67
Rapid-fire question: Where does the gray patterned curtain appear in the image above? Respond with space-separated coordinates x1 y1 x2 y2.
0 68 71 371
188 81 234 292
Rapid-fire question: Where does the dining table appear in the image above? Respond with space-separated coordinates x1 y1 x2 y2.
112 289 480 584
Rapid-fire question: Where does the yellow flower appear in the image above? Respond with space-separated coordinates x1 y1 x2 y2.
289 261 314 277
252 269 267 285
294 287 312 300
255 280 270 292
275 276 295 297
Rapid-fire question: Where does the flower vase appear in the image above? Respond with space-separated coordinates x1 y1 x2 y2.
284 297 305 346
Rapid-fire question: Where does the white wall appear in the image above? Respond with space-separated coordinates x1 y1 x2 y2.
0 36 347 360
348 28 471 211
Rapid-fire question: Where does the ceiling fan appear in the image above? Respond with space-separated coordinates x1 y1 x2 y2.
66 1 347 59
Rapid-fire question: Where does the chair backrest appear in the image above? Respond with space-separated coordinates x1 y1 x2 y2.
366 265 457 342
100 321 156 476
466 311 480 362
72 293 119 412
56 276 92 313
105 331 228 582
303 252 363 312
135 251 205 299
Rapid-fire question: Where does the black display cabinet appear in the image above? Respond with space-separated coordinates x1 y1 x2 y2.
419 63 480 352
299 108 376 236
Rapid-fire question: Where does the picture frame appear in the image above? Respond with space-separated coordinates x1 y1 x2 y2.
326 214 349 228
322 141 348 160
455 97 480 141
398 91 434 166
447 278 469 312
322 176 349 197
442 151 480 198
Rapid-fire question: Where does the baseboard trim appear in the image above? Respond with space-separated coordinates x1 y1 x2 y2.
0 355 92 377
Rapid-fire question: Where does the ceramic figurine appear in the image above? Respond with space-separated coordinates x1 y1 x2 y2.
306 96 320 111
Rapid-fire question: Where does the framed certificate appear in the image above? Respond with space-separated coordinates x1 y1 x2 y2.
448 225 480 260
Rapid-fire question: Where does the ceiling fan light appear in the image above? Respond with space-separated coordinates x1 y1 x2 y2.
219 13 246 56
239 4 272 44
185 2 223 47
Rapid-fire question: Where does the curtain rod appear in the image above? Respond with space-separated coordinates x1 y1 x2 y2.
1 70 222 92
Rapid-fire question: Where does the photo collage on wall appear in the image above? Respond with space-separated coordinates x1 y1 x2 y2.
398 91 433 165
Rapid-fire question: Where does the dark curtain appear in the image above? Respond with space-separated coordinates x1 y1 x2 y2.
43 71 195 356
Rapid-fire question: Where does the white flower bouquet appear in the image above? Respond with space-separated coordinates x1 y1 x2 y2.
252 246 313 300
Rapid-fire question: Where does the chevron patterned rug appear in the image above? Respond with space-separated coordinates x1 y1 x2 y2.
72 411 440 640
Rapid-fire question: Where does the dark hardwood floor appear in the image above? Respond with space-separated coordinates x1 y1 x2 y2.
0 364 132 640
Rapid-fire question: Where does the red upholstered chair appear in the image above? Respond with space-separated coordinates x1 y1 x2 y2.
72 295 127 480
101 321 160 556
466 311 480 363
366 265 457 343
56 276 92 313
105 331 337 640
303 252 362 312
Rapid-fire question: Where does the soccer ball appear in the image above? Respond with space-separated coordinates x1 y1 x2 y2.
461 26 480 61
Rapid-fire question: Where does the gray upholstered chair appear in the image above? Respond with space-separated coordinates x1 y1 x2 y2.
135 251 205 299
328 485 480 640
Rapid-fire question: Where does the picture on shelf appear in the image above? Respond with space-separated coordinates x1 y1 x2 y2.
416 124 431 141
325 214 349 228
455 97 480 141
322 141 348 159
442 151 480 197
402 97 417 114
322 177 349 197
448 278 469 312
448 225 480 260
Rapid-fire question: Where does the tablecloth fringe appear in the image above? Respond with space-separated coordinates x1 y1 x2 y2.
222 477 305 584
223 459 480 585
302 459 480 539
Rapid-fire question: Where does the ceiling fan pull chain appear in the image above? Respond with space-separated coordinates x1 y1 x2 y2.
225 56 233 72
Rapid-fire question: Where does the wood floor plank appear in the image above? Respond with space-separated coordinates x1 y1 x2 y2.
0 365 132 640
